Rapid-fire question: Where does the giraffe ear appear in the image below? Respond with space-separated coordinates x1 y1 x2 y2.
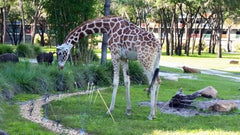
56 45 63 50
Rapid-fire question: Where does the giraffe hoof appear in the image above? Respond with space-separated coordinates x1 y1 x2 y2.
126 109 131 116
106 109 112 115
147 115 156 120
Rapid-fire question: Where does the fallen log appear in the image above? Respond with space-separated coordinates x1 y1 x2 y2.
169 88 201 108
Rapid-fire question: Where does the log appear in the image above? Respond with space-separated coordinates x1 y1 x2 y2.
169 88 201 108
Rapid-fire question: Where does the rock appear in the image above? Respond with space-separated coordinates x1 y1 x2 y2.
0 53 19 63
36 52 55 64
0 130 9 135
229 60 239 64
183 66 200 73
209 101 238 112
197 86 218 98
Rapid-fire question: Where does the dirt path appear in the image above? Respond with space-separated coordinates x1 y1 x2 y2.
19 89 104 135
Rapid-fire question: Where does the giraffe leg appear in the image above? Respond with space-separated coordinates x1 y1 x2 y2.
154 78 161 115
107 59 120 114
121 59 131 115
147 68 161 120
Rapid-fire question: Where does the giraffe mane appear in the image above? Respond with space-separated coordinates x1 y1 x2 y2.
63 15 118 43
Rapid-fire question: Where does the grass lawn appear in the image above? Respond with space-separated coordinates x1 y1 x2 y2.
0 102 55 135
45 67 240 135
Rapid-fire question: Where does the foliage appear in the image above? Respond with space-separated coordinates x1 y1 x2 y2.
34 33 49 45
233 41 240 52
43 0 98 43
190 40 207 51
0 44 15 55
16 44 42 57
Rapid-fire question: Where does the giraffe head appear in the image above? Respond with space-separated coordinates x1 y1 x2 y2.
56 43 73 69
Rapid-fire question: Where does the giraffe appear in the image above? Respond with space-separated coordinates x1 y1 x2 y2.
56 15 161 120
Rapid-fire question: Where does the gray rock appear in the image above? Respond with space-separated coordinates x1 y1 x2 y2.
209 101 238 112
197 86 218 98
0 130 9 135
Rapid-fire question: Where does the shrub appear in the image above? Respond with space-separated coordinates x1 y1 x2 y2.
16 44 42 58
104 61 148 85
34 33 49 45
0 60 148 99
204 46 227 53
0 44 14 55
190 40 207 51
233 41 240 52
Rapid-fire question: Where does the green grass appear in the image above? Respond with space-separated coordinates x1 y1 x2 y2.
45 71 240 135
0 103 54 134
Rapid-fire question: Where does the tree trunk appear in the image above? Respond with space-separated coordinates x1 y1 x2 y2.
169 7 175 56
227 26 231 52
19 0 26 44
31 1 41 45
101 0 111 65
217 14 223 58
0 8 3 43
185 18 190 56
2 5 9 44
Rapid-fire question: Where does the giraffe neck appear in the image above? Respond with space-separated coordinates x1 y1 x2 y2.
64 16 126 45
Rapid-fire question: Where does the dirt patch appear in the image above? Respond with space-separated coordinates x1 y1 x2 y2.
139 100 240 117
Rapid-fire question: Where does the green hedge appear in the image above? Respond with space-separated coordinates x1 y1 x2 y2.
16 44 42 58
0 44 14 55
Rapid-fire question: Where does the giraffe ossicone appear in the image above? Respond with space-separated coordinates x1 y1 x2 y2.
57 15 162 120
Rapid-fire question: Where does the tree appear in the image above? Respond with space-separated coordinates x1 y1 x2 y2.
24 0 44 45
101 0 111 65
0 0 13 44
18 0 25 43
44 0 98 64
8 2 22 45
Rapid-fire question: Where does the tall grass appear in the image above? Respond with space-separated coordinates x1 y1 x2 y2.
16 44 42 58
0 60 146 100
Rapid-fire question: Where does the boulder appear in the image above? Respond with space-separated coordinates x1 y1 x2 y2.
36 52 55 64
197 86 218 98
209 101 238 112
0 53 19 63
229 60 239 64
183 66 200 73
0 130 9 135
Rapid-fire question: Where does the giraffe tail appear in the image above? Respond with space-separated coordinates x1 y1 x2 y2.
147 68 159 96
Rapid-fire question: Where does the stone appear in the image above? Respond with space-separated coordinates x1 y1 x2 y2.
229 60 239 64
183 66 200 73
197 86 218 98
209 101 238 112
0 53 19 63
0 130 9 135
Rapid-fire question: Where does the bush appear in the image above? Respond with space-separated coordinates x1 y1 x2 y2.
190 40 207 51
0 44 14 55
104 61 148 85
0 60 148 100
204 46 227 53
34 33 49 45
16 44 42 58
233 41 240 52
